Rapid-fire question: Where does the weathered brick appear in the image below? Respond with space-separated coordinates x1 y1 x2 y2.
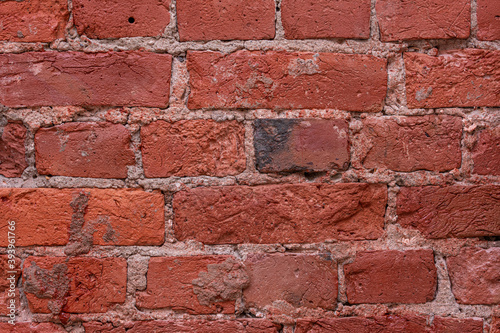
492 317 500 333
405 50 500 108
0 188 165 247
73 0 170 39
141 120 246 177
0 255 21 316
281 0 370 39
254 119 350 173
0 52 171 108
127 320 278 332
177 0 275 41
376 0 470 41
23 257 126 313
472 127 500 175
447 247 500 305
83 322 125 333
243 254 337 309
295 316 483 333
358 116 462 172
344 250 437 304
477 0 500 41
0 123 27 178
0 323 66 333
136 256 238 314
397 186 500 238
174 183 387 244
0 0 69 42
187 51 387 112
35 122 135 178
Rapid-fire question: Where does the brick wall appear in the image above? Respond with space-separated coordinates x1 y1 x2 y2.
0 0 499 332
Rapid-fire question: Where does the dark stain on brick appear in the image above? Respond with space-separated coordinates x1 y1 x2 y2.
65 191 93 256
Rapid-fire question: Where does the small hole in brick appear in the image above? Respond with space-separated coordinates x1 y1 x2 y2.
304 171 327 181
128 17 135 24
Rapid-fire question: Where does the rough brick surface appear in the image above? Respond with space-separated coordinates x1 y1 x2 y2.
127 320 278 332
295 316 483 333
281 0 370 39
447 247 500 305
472 127 500 175
35 122 135 178
136 256 236 314
187 51 387 111
405 50 500 108
0 323 66 333
397 186 500 238
177 0 275 41
254 119 350 173
477 0 500 41
344 250 437 304
243 254 337 309
23 257 126 313
0 52 171 108
0 123 27 178
0 188 165 246
358 116 462 172
492 318 500 333
83 322 125 333
73 0 170 39
174 183 387 244
0 255 21 291
376 0 470 41
141 120 246 177
0 0 69 42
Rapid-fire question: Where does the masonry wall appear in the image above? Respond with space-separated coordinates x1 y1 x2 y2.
0 0 499 332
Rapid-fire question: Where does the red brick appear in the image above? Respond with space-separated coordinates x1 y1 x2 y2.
0 123 27 178
23 257 126 313
0 289 20 316
295 316 483 333
254 119 350 173
281 0 370 39
174 183 387 244
187 51 387 112
0 323 66 333
477 0 500 41
141 120 246 177
127 320 278 333
447 247 500 305
83 322 125 333
344 250 437 304
177 0 275 41
492 317 500 333
0 188 165 247
35 122 135 178
136 256 236 314
359 116 462 172
243 254 337 309
397 186 500 238
376 0 470 41
472 127 500 175
0 0 69 42
0 52 171 108
73 0 170 39
0 255 21 291
405 50 500 108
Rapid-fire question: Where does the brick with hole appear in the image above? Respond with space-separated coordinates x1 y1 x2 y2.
477 0 500 41
0 188 165 247
35 122 135 178
405 49 500 108
397 185 500 238
281 0 371 39
73 0 170 39
472 127 500 175
187 51 387 111
376 0 470 41
136 256 243 314
141 120 246 177
23 257 126 313
358 115 462 172
0 0 69 42
177 0 275 41
447 247 500 305
0 52 171 108
344 250 437 304
243 254 337 310
0 323 66 333
254 119 350 173
174 183 387 244
0 123 27 178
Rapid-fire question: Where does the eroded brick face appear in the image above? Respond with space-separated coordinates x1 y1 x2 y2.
477 0 500 41
0 123 27 178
